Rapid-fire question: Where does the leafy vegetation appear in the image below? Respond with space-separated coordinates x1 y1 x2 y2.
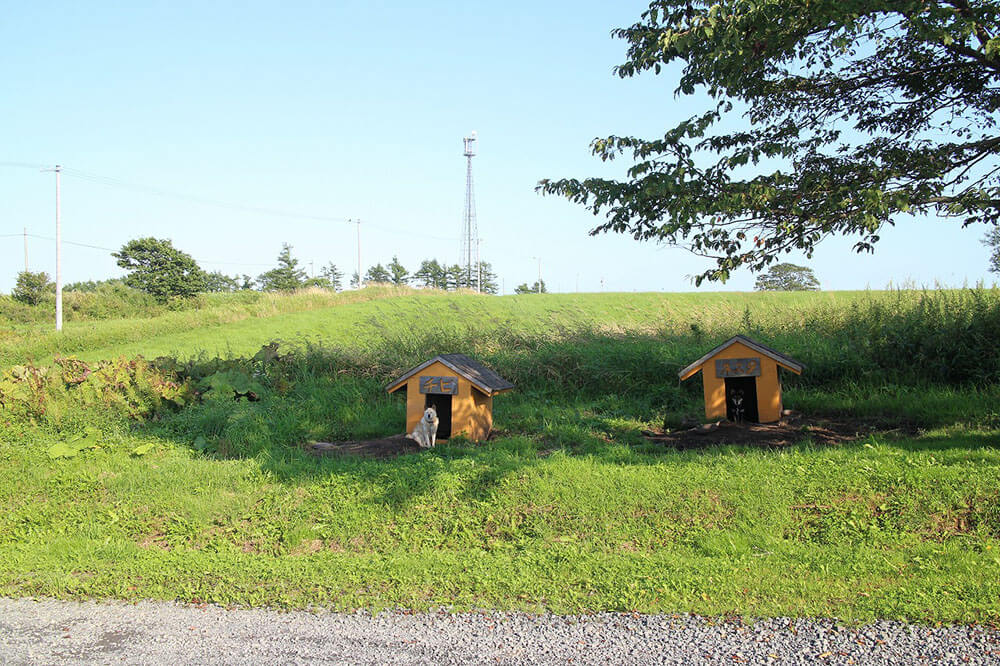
11 271 54 306
514 279 547 294
114 237 206 301
755 263 820 291
0 288 998 620
985 227 1000 273
540 1 1000 283
256 243 308 292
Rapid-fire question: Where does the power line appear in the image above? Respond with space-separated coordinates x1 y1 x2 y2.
9 233 273 268
0 161 47 169
59 166 461 242
7 162 462 240
5 162 468 282
60 167 354 225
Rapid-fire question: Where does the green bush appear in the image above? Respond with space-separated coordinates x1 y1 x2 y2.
0 356 192 425
11 271 54 306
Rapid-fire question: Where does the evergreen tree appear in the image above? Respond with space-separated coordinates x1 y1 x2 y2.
320 262 344 291
256 243 307 292
445 264 467 291
413 259 447 289
515 279 547 294
387 255 409 285
364 263 392 283
477 261 500 295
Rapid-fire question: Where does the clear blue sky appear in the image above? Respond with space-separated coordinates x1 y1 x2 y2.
1 1 995 294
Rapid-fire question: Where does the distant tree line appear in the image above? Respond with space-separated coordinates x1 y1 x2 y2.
359 256 499 294
514 280 547 294
7 238 503 304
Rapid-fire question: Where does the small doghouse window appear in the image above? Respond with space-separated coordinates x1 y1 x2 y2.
724 377 759 423
424 394 453 439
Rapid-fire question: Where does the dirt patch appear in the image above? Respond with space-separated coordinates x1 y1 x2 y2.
307 434 422 459
642 415 917 450
305 417 916 459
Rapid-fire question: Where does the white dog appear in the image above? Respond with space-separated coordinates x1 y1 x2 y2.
406 406 439 448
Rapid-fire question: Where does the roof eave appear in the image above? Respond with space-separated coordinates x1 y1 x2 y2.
385 355 515 395
676 335 805 380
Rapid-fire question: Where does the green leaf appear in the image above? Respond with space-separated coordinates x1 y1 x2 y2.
47 442 79 459
131 443 156 456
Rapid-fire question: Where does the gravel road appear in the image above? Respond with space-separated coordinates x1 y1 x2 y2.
0 598 997 665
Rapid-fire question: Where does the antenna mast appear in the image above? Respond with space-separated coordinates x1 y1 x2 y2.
461 132 479 291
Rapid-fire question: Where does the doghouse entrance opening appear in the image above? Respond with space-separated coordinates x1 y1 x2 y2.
424 394 452 439
724 377 759 423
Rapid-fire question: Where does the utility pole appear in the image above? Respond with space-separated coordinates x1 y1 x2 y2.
42 165 62 331
531 256 542 293
354 218 362 288
23 227 28 271
309 260 314 278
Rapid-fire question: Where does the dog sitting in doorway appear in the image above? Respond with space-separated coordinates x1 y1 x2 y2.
728 388 745 423
406 406 439 448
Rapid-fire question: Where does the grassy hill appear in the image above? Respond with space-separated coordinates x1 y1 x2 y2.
0 287 870 366
0 287 998 621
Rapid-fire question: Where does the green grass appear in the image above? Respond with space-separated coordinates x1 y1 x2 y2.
2 425 997 620
1 287 999 621
4 288 872 367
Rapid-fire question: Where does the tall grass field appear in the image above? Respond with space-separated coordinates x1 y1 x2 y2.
0 287 998 622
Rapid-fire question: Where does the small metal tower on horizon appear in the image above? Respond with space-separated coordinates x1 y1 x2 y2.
460 131 480 291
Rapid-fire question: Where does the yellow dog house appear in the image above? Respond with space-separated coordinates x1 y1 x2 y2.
678 335 804 423
386 354 514 442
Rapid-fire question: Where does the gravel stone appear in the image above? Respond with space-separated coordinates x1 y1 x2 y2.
0 598 998 665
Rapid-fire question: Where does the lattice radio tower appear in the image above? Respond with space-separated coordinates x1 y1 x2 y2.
460 131 480 291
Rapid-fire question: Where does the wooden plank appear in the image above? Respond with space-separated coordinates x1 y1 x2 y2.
714 357 762 378
419 375 459 395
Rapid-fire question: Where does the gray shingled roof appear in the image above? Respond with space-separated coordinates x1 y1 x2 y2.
678 334 805 380
386 353 514 395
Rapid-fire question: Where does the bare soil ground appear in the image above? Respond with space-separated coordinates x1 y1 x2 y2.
308 434 422 459
642 415 919 450
306 415 915 459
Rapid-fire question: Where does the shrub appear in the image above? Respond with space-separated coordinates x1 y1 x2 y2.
11 271 54 306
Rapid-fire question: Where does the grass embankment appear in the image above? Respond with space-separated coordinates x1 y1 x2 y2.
0 285 416 367
1 288 998 621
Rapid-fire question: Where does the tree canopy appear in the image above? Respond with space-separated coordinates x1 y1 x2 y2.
257 244 307 292
515 279 547 294
540 1 1000 284
754 263 820 291
320 263 344 291
364 263 392 284
387 256 409 285
985 228 1000 272
414 259 448 289
113 237 206 301
11 271 53 305
203 271 243 293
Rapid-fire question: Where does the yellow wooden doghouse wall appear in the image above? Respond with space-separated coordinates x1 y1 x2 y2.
678 335 804 424
386 354 514 442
